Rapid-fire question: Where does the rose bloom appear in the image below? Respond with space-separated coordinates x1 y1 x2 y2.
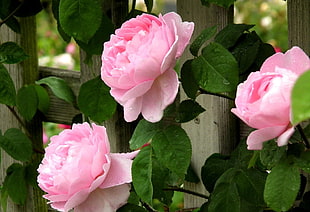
37 123 138 212
101 12 194 123
231 46 310 150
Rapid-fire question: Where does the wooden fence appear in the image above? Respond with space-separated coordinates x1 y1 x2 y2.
0 0 309 211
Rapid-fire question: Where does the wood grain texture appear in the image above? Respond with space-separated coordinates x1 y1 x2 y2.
0 17 48 212
287 0 310 54
177 0 237 208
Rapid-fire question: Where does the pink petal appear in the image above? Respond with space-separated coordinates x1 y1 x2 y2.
246 125 288 150
260 46 310 75
99 153 134 189
277 126 295 146
141 69 179 122
162 12 195 58
123 96 143 122
114 80 153 102
74 185 131 212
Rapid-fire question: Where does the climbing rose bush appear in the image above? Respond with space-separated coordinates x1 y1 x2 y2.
37 123 138 212
101 12 194 122
231 46 310 150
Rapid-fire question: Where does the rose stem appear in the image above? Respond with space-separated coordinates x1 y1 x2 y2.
297 124 310 149
164 187 209 199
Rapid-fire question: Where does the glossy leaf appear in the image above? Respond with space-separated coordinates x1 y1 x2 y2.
0 128 32 162
190 25 217 57
0 42 28 64
34 85 50 114
52 0 71 42
36 76 76 104
78 76 116 123
59 0 102 43
0 64 16 106
10 0 43 17
214 24 255 49
260 140 286 169
129 119 163 150
264 160 301 212
176 99 205 123
152 125 192 177
132 146 153 205
0 0 20 33
76 14 115 60
5 163 27 205
16 85 38 121
192 42 238 93
292 70 310 124
180 59 199 99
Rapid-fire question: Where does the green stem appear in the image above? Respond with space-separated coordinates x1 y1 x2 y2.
199 88 234 101
164 187 209 199
297 124 310 149
141 201 158 212
0 0 24 27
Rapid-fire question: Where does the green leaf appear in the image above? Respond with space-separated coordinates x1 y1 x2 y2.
200 0 235 8
176 99 205 123
264 160 301 212
260 141 286 169
78 76 116 123
208 182 240 212
59 0 102 43
192 42 238 93
129 119 163 150
190 25 217 57
231 32 261 74
0 0 20 33
144 0 153 13
0 128 32 162
292 70 310 124
34 85 50 114
180 59 199 99
152 125 192 177
117 203 147 212
0 64 16 106
201 153 233 192
185 164 200 183
36 76 76 104
132 146 153 205
76 14 115 59
16 85 38 121
0 42 28 64
10 0 43 17
214 24 255 49
294 151 310 173
52 0 71 42
5 163 28 205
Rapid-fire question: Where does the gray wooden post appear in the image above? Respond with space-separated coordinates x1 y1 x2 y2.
177 0 237 208
0 17 48 212
288 0 310 55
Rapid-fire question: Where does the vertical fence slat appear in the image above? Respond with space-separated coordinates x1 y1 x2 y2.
177 0 237 208
287 0 310 54
0 17 47 212
80 0 134 154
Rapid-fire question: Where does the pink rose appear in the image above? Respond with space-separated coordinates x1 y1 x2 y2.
101 12 194 122
37 123 138 212
231 46 310 150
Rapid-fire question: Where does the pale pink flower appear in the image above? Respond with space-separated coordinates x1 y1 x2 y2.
231 46 310 150
101 12 194 122
37 123 138 212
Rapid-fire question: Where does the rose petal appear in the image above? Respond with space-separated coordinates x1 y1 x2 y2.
277 126 295 146
74 185 131 212
141 69 179 122
123 96 143 122
246 125 288 150
261 46 310 75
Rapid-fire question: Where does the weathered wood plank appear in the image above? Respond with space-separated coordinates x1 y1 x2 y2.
287 0 310 54
177 0 236 208
0 17 48 212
